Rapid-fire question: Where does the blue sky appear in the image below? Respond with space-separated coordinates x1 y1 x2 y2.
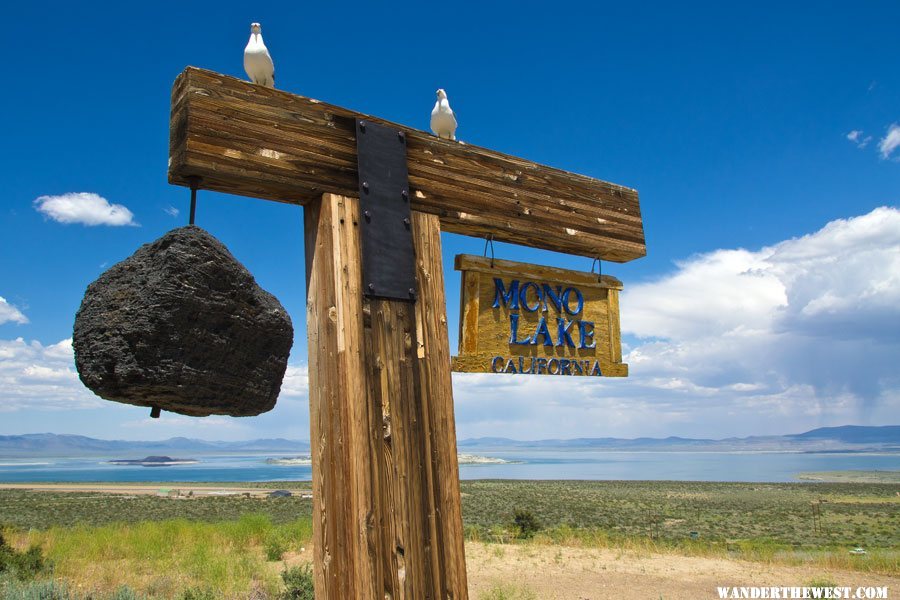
1 1 898 441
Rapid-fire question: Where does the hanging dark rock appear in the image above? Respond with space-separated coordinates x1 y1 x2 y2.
73 225 293 417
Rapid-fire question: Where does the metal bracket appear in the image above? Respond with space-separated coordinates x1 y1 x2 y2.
356 118 417 302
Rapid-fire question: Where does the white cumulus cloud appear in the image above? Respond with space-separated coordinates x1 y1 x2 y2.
878 123 900 159
0 297 28 325
452 207 900 439
0 338 103 412
34 192 138 226
621 206 900 424
279 364 309 398
0 337 309 419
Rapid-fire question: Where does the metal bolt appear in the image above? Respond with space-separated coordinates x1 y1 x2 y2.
368 283 375 291
398 131 405 142
364 210 371 221
362 181 369 193
408 288 416 298
403 217 410 227
359 121 367 132
401 189 409 201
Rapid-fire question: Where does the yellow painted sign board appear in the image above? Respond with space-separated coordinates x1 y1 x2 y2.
451 255 627 377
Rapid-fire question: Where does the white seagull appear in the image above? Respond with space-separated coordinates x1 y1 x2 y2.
244 22 275 88
430 89 458 140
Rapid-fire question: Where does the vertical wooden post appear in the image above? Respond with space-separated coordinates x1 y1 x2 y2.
306 194 468 600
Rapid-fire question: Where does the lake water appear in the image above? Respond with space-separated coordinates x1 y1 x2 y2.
0 451 897 483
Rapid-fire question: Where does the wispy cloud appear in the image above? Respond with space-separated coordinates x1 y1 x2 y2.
163 205 180 218
846 130 872 149
34 192 138 227
0 297 28 325
878 123 900 160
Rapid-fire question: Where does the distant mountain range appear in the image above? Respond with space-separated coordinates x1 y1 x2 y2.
0 433 308 458
457 425 900 452
0 425 897 457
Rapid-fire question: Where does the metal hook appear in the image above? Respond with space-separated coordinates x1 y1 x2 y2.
590 257 602 283
186 176 202 225
483 234 495 268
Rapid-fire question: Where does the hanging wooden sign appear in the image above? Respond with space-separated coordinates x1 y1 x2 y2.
452 255 627 377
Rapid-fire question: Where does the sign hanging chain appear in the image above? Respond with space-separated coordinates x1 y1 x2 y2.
590 257 603 283
483 234 495 268
187 176 202 225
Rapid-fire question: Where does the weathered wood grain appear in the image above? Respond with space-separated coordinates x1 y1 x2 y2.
411 210 468 597
459 270 481 355
305 193 376 599
608 288 623 364
306 194 467 600
170 67 645 262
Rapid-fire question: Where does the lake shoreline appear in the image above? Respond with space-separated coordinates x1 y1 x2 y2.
0 451 897 483
1 468 899 490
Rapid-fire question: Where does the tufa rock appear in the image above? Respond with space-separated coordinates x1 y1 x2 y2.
73 226 293 417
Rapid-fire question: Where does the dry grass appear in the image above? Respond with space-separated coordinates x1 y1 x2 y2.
4 514 311 598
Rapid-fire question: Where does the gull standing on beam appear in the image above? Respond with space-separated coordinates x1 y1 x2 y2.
244 22 275 88
430 89 458 141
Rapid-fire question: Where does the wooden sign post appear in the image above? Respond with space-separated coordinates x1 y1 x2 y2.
168 67 645 599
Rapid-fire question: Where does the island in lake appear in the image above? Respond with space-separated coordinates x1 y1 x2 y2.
265 456 312 466
107 456 198 467
456 454 519 465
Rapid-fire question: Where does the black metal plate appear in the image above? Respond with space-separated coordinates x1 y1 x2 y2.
356 119 417 302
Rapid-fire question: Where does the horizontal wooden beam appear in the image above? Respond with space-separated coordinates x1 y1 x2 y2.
169 67 646 262
455 254 624 290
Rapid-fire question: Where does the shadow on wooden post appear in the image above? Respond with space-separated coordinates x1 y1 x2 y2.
305 193 468 600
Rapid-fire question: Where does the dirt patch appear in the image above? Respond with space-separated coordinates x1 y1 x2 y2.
270 542 898 599
464 543 898 600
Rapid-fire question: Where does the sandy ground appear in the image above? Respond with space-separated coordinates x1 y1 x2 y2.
463 543 897 599
280 543 897 599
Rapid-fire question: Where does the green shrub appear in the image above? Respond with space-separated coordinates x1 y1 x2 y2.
0 579 144 600
479 582 538 600
512 509 541 539
0 539 50 581
178 587 218 600
108 586 144 600
265 532 289 561
0 577 72 599
280 563 315 600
